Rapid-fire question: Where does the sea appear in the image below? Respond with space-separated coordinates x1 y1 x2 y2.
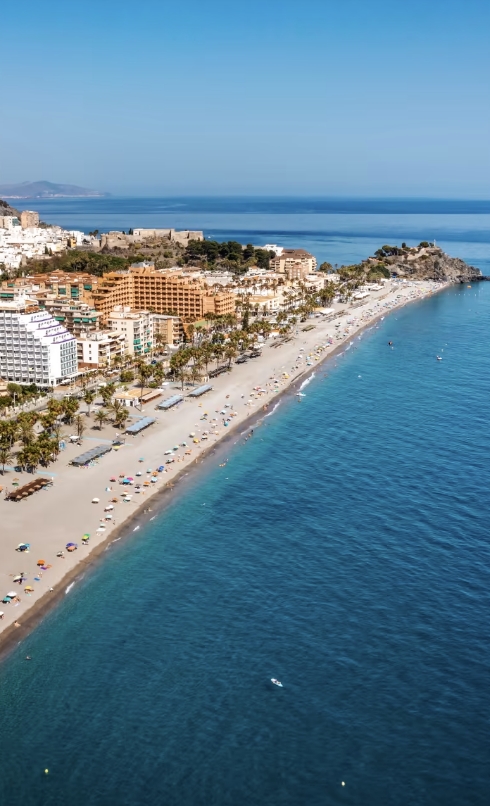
1 199 490 805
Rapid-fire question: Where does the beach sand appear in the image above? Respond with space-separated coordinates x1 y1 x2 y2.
0 279 447 649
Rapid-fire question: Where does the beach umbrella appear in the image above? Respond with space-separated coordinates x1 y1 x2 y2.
66 542 77 548
83 533 90 538
157 466 164 472
136 471 142 476
92 497 100 503
139 458 144 462
7 592 17 599
24 586 34 592
37 559 46 566
110 477 117 482
13 575 23 582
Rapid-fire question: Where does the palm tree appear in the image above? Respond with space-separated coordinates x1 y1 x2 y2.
137 364 153 408
0 444 14 474
114 409 129 430
94 409 108 430
74 414 86 441
83 390 96 416
109 400 124 423
154 331 167 355
224 344 237 368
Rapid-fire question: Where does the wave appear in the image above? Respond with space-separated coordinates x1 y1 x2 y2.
299 372 316 390
264 401 282 418
65 582 76 595
133 525 140 532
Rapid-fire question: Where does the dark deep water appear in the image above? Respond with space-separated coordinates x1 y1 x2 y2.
1 283 490 805
1 198 490 804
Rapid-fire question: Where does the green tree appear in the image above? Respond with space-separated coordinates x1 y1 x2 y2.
83 390 96 416
0 444 14 474
74 414 86 441
94 409 108 430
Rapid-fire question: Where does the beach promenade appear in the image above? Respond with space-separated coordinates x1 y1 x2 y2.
0 279 445 644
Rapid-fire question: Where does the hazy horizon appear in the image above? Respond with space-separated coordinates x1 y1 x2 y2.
2 0 489 197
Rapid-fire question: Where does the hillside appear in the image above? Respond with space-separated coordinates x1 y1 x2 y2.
0 180 109 198
368 243 482 283
0 198 20 217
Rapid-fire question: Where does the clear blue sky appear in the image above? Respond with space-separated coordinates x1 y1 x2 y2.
2 0 489 196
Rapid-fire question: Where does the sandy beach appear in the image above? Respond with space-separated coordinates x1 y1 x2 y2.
0 279 447 649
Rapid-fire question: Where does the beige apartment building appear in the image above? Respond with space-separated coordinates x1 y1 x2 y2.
93 267 235 324
107 307 154 357
270 249 317 275
20 210 40 229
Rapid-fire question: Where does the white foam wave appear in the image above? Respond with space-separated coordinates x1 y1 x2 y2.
264 401 282 418
65 582 75 595
299 372 316 390
133 525 140 532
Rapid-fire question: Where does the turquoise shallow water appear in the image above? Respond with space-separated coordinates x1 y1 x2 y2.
1 282 490 805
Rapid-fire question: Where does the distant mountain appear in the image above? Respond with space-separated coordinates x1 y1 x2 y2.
0 180 110 199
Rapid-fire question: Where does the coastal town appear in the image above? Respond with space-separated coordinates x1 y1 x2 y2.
0 203 479 639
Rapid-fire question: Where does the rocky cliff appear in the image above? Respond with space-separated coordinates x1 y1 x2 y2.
375 247 482 283
0 198 20 217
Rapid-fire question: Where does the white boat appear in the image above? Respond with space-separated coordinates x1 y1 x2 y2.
437 356 443 361
271 678 283 687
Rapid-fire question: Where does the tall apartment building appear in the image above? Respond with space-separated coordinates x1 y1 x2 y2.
93 267 235 323
0 291 77 386
20 210 40 229
107 307 154 357
270 249 317 275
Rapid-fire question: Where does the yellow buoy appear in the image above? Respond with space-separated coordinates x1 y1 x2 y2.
341 781 345 786
45 769 49 774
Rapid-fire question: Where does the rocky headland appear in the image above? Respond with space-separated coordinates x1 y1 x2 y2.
366 243 483 283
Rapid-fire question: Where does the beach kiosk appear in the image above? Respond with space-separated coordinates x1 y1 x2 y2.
125 417 156 435
157 394 183 411
188 384 213 399
72 444 112 467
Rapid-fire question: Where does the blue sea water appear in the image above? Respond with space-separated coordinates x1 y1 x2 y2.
1 200 490 804
12 196 490 272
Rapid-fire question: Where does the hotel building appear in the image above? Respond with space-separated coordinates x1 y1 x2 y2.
0 291 77 386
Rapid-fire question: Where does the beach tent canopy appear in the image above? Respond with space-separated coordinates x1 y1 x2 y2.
188 384 213 398
72 444 112 467
125 417 156 435
157 394 183 410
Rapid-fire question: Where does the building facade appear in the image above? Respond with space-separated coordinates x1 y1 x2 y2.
93 267 235 323
20 210 40 229
0 292 77 386
270 249 317 275
77 330 126 369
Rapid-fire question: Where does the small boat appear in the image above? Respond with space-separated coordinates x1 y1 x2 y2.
436 356 443 361
271 678 283 687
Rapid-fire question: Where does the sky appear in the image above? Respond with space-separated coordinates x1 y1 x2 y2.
1 0 489 197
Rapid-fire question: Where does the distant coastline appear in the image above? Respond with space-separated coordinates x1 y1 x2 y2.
0 180 109 199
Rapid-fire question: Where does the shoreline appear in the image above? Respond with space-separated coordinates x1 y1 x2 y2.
0 279 450 660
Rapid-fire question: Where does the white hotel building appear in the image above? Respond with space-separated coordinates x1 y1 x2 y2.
0 291 77 386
